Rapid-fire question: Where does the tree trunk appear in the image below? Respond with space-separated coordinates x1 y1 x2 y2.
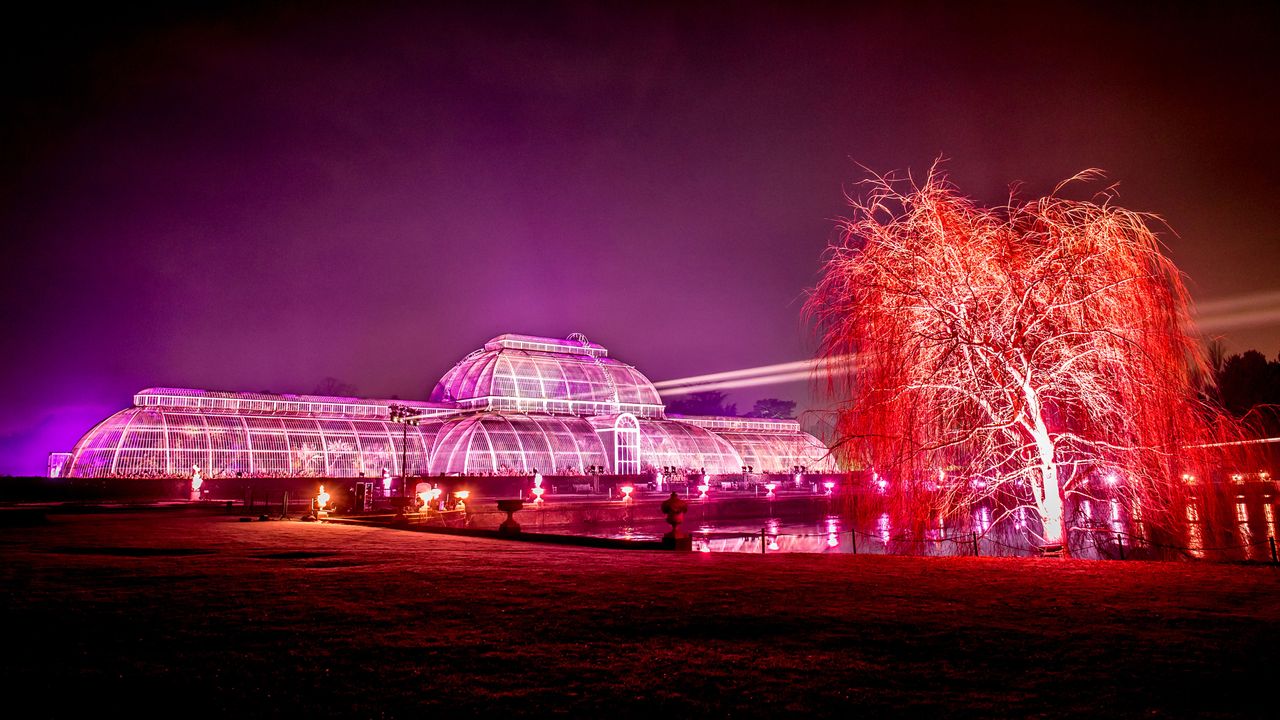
1038 461 1066 549
1028 408 1067 554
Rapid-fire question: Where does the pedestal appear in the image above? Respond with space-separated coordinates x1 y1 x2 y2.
497 499 525 535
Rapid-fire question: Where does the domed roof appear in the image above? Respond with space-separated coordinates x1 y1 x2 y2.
429 334 663 415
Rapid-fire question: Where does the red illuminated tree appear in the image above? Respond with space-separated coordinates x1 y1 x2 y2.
808 167 1238 553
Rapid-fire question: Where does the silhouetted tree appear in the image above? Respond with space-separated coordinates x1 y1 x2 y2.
746 398 796 418
1216 350 1280 436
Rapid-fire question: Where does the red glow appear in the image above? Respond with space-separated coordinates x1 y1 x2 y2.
808 167 1247 551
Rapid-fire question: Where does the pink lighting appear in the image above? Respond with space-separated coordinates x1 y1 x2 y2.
822 480 835 495
764 482 777 498
1106 473 1119 485
696 483 709 499
57 333 837 481
620 485 634 501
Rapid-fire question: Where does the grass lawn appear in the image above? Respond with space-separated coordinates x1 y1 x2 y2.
1 509 1277 718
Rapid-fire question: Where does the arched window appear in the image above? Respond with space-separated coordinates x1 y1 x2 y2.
613 414 640 475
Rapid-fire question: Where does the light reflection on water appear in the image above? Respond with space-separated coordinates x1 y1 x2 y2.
584 489 1280 561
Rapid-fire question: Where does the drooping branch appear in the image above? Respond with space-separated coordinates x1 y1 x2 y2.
807 165 1248 548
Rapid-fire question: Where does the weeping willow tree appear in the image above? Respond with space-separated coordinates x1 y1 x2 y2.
807 167 1244 554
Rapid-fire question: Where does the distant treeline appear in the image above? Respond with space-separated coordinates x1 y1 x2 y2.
1212 348 1280 436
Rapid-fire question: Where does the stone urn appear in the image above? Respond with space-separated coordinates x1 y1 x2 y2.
660 492 692 551
496 499 525 535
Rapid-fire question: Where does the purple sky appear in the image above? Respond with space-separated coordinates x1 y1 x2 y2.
3 2 1279 475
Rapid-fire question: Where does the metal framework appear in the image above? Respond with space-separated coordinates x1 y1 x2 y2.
62 334 835 477
65 401 439 478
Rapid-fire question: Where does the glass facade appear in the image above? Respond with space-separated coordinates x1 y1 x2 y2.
711 431 832 473
63 333 835 477
429 334 665 418
429 414 609 475
636 420 742 474
66 403 439 478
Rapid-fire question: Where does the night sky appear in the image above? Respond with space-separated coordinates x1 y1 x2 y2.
3 1 1278 475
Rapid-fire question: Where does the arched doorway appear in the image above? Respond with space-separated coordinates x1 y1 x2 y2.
612 413 640 475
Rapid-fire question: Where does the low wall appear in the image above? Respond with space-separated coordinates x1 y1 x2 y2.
0 473 851 505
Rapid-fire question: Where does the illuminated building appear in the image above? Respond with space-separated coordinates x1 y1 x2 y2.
58 333 833 478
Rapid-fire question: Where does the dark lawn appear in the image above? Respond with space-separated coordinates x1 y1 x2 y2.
1 510 1277 718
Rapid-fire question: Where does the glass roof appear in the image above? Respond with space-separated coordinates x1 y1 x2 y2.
429 414 610 476
429 334 663 415
66 407 438 478
60 332 835 477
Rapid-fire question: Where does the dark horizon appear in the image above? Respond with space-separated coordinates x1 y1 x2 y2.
3 1 1279 475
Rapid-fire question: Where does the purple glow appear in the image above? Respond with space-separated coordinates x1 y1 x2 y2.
2 5 1278 476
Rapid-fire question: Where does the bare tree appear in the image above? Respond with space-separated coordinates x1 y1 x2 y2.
807 168 1241 553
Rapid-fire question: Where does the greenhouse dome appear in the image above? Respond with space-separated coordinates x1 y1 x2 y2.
429 333 665 417
56 333 834 478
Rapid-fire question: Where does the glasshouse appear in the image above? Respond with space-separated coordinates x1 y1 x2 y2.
57 333 834 478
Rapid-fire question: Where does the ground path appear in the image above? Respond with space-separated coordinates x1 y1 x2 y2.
1 509 1277 717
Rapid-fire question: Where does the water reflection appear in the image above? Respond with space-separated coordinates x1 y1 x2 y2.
974 506 991 534
1185 502 1204 558
586 486 1279 561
